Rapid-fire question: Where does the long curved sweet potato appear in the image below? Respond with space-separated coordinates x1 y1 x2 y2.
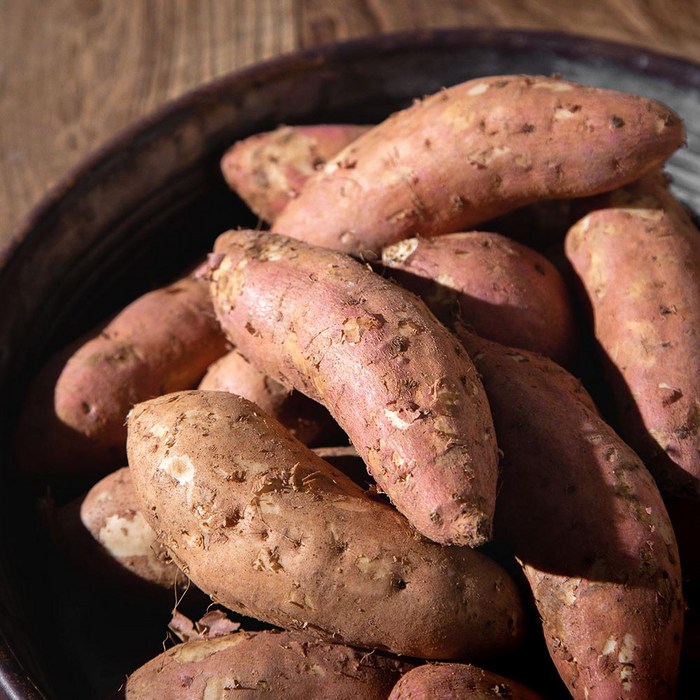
456 329 684 700
272 74 684 256
127 390 525 659
565 174 700 499
207 230 499 547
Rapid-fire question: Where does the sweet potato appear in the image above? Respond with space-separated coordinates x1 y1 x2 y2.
388 662 545 700
382 232 579 367
455 329 684 700
565 174 700 499
198 348 339 445
221 124 369 222
49 467 188 595
127 390 525 660
15 273 228 480
207 230 499 547
123 629 412 699
272 74 684 256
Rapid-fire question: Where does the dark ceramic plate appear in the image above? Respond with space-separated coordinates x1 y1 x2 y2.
1 28 699 699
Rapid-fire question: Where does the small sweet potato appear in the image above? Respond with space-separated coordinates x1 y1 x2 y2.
382 232 579 367
272 74 684 256
388 662 545 700
15 273 228 480
198 349 339 445
565 174 700 499
49 467 188 594
221 124 369 222
208 230 499 547
127 390 525 660
123 629 412 699
456 329 684 700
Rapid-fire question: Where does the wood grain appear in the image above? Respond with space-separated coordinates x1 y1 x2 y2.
2 0 700 248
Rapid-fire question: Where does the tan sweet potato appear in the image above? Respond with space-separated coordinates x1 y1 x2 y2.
198 349 339 445
207 230 499 547
49 467 188 594
382 232 579 367
455 329 684 700
565 174 700 499
127 390 525 660
15 273 228 480
221 124 370 222
272 74 684 256
123 629 412 699
388 662 545 700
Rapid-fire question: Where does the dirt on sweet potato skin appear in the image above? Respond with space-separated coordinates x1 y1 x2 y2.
388 662 546 700
124 629 413 699
381 232 579 368
126 390 525 661
221 123 370 223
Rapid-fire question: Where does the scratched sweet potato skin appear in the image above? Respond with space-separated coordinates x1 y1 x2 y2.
273 74 684 256
565 174 700 500
126 390 525 660
207 230 499 547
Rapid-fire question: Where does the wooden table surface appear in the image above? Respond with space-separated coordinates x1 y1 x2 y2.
3 0 700 249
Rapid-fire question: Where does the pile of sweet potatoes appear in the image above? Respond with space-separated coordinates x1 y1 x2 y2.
16 74 700 699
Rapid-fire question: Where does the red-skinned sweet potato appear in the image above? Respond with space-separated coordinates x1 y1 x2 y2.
49 467 189 596
123 629 413 699
455 329 684 700
272 74 684 256
565 174 700 499
15 272 228 480
381 232 579 367
198 349 339 445
388 662 545 700
207 230 499 547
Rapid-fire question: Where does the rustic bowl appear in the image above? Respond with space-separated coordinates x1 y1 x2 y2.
1 28 699 699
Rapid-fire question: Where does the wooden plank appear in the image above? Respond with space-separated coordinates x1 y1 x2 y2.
0 0 298 242
299 0 700 58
